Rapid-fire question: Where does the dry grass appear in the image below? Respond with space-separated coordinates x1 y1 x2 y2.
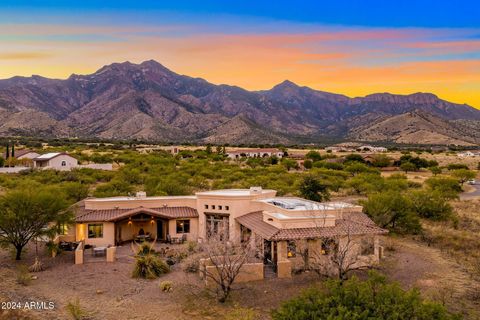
420 199 480 278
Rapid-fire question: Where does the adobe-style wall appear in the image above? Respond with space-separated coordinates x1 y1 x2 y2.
45 155 78 171
84 196 197 210
76 222 115 247
168 218 199 242
199 258 264 283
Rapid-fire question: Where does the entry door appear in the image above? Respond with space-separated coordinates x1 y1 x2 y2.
157 220 165 241
264 240 272 264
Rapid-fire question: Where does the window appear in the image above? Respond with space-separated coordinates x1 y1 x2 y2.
361 237 375 255
206 214 229 240
240 225 251 243
204 204 209 209
225 206 229 211
88 224 103 238
61 160 67 167
321 238 336 255
176 220 190 234
212 205 216 209
218 205 222 210
58 223 68 235
287 241 297 258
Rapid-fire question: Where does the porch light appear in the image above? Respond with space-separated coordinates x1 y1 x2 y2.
128 217 132 226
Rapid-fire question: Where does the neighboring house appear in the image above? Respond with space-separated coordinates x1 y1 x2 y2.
325 146 356 153
33 153 78 171
358 145 388 152
1 149 40 160
458 151 480 157
226 148 284 159
9 149 40 160
66 187 387 277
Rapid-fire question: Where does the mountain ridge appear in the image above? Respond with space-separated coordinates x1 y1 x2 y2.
0 60 479 145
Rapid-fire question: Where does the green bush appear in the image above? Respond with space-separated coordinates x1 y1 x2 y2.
272 272 460 320
132 254 170 279
362 191 421 234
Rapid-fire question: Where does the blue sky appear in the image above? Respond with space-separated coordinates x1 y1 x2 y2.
2 0 480 28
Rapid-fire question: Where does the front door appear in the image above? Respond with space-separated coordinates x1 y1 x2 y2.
156 220 166 241
264 240 272 264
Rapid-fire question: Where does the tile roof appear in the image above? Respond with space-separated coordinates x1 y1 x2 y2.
14 149 37 158
75 204 198 222
235 211 387 241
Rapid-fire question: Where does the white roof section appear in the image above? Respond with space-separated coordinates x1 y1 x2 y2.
34 152 62 160
259 198 360 211
196 188 275 196
268 212 335 220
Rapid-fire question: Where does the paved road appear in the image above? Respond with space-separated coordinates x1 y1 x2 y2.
460 183 480 200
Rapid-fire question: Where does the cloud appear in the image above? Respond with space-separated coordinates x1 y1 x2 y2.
0 52 52 60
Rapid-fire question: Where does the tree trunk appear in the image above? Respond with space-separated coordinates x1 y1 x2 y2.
15 245 23 260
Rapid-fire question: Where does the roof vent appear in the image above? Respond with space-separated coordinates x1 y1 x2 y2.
136 191 147 199
249 186 263 194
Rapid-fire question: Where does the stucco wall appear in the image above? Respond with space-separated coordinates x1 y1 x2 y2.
168 218 199 241
76 222 115 247
84 197 197 210
200 258 264 283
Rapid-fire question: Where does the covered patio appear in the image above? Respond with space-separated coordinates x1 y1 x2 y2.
74 205 199 248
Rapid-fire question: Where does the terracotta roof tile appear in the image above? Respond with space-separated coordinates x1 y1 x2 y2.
75 205 198 222
236 211 387 241
235 211 279 239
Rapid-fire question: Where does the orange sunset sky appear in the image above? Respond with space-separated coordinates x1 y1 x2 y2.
1 2 479 108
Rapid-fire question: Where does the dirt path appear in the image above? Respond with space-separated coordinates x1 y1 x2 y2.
380 237 479 318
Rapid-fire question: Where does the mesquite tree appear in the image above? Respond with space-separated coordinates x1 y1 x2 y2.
0 187 71 260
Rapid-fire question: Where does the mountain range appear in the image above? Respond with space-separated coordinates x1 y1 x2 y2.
0 60 479 145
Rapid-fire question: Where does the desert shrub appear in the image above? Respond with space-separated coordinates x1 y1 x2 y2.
371 154 391 167
182 255 200 273
272 272 460 320
425 177 462 199
225 307 257 320
16 265 32 286
46 241 61 257
303 159 313 169
66 298 88 320
185 240 198 253
313 161 344 170
305 151 322 162
132 255 170 279
362 191 421 234
159 280 173 292
137 243 155 256
344 153 365 164
408 190 454 221
299 175 330 201
447 163 469 170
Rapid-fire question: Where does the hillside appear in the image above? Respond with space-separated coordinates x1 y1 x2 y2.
0 60 479 145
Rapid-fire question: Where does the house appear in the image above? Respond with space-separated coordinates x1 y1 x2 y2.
66 187 387 277
358 145 388 153
458 151 480 158
33 153 78 171
2 149 40 160
226 148 284 159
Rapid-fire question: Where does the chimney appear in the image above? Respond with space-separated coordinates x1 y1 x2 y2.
136 191 147 199
249 186 262 194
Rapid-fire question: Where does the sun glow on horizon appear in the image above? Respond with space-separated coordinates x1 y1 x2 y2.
1 10 479 108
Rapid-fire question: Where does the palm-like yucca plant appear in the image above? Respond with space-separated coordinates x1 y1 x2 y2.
131 237 169 279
